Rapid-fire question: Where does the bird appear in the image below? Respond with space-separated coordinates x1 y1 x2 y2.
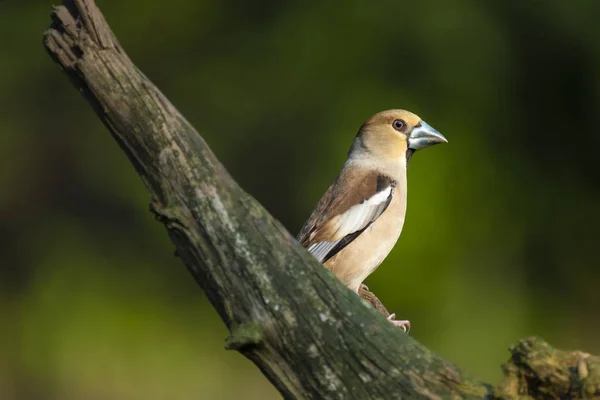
297 109 447 330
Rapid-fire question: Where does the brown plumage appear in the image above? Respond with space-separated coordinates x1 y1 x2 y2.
297 109 447 330
298 171 394 254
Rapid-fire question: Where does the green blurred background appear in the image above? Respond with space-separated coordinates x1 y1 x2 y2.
2 0 600 399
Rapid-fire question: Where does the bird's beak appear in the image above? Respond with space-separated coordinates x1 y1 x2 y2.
408 121 448 150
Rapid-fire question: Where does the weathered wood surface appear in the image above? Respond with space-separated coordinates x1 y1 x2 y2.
43 1 600 398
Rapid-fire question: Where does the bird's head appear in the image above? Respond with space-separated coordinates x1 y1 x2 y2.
353 109 447 164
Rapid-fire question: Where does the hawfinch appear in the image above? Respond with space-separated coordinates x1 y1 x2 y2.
297 109 447 330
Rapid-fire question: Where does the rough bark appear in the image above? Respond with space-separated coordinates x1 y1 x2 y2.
496 338 600 399
42 1 600 399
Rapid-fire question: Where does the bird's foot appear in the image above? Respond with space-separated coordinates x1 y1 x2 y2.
387 313 410 333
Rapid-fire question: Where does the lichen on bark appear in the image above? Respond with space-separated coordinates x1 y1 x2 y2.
43 1 600 399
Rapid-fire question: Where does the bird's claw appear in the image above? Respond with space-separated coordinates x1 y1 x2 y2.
387 313 410 333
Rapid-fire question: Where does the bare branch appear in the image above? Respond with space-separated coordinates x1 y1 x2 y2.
42 1 600 399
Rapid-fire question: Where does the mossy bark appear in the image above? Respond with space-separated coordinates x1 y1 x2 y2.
43 1 600 399
496 338 600 399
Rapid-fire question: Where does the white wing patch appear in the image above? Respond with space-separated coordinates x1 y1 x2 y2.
308 241 339 262
307 186 392 262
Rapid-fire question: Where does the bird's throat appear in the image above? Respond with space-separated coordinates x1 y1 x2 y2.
406 149 415 165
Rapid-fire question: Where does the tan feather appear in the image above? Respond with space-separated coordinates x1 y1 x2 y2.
297 167 394 263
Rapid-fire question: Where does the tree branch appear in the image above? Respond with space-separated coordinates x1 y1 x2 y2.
42 1 600 399
496 338 600 399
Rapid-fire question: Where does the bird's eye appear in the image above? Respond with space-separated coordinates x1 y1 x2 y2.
392 119 406 132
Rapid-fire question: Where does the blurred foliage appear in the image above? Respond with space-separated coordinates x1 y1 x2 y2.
1 0 600 399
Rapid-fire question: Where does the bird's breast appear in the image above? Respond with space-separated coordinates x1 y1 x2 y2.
325 187 407 291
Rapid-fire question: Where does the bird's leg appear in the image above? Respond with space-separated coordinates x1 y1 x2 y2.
387 313 411 333
358 284 410 333
358 284 389 315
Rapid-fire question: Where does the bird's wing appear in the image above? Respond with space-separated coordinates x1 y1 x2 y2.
297 169 395 263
